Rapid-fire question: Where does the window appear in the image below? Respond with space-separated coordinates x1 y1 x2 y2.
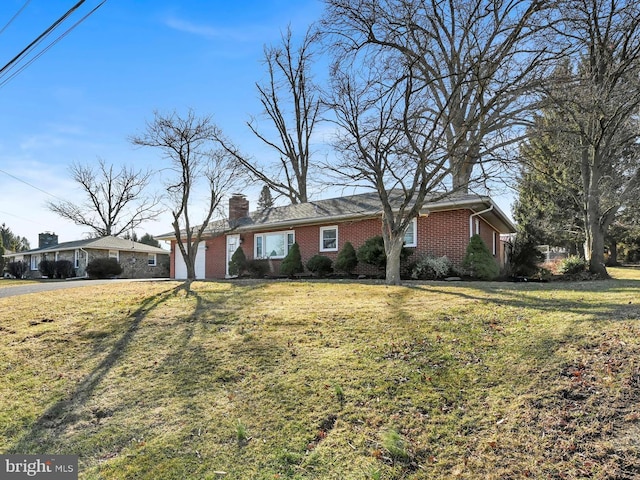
404 218 417 247
254 231 295 259
30 255 40 271
74 250 80 268
474 218 480 235
492 231 497 256
148 254 157 266
55 252 60 262
320 226 338 252
109 250 119 262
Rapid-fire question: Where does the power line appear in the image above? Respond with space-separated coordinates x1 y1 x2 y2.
0 0 108 88
0 0 31 36
0 1 108 88
0 168 66 202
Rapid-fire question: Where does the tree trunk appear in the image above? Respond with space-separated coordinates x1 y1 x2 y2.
607 240 618 266
383 228 405 286
587 224 608 277
584 193 609 278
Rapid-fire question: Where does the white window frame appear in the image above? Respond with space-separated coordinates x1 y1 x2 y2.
404 218 417 247
148 253 157 266
320 226 338 252
109 250 119 262
74 250 80 268
474 218 481 235
492 231 497 256
254 231 295 259
30 255 40 271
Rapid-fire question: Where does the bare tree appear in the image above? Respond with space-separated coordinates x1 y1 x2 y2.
327 65 452 285
323 0 550 192
131 110 241 281
216 27 321 204
538 0 640 277
47 158 161 237
323 0 548 284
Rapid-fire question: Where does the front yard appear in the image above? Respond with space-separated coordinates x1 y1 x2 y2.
1 269 639 479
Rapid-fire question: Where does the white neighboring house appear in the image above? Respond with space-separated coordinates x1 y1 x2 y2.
3 235 169 279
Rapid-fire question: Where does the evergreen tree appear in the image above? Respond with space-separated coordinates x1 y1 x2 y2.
139 233 160 248
257 185 274 210
228 246 247 277
280 242 304 277
335 241 358 275
462 235 499 280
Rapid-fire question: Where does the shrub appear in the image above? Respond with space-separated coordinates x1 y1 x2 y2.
335 241 358 274
280 242 304 277
558 255 586 275
306 255 333 277
462 234 499 280
357 236 410 270
246 259 269 278
228 246 247 277
86 257 122 279
507 236 545 277
411 255 452 280
54 260 75 279
38 260 56 278
7 261 27 279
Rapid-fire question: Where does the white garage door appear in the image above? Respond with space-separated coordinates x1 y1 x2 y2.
174 243 206 279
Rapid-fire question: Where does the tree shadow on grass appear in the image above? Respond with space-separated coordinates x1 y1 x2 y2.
406 278 640 323
8 282 193 454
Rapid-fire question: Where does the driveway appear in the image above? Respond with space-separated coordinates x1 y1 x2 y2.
0 278 171 298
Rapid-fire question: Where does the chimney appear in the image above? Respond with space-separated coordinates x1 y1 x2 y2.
229 194 249 223
39 232 58 248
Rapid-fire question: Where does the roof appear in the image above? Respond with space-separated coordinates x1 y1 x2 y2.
3 236 169 259
156 190 516 241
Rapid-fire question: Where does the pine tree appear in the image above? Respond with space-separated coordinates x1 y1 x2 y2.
280 242 303 277
462 235 499 280
257 185 274 210
335 241 358 275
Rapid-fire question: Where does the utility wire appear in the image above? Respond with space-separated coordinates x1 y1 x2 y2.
0 1 108 88
0 0 31 36
0 0 87 78
0 168 67 202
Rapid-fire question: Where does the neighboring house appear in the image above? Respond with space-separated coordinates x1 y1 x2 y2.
157 191 516 280
3 234 170 279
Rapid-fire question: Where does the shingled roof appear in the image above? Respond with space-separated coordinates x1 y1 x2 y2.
157 190 516 240
3 236 168 258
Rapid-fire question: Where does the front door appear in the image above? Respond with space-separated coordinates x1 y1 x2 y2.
226 234 240 278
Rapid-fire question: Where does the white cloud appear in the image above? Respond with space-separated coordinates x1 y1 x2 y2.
163 16 263 42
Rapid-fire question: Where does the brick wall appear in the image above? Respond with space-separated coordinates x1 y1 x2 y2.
170 209 504 279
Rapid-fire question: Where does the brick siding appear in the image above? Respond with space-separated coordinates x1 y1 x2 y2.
170 208 504 279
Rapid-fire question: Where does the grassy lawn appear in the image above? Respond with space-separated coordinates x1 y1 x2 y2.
0 279 40 288
1 269 639 479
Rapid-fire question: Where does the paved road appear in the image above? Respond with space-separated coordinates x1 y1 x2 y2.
0 278 171 298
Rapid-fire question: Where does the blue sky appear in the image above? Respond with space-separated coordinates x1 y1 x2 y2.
0 0 324 247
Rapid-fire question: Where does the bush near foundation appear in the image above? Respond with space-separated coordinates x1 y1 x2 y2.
462 235 499 280
86 258 122 279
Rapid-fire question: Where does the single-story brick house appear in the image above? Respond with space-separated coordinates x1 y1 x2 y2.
157 191 516 279
3 234 170 279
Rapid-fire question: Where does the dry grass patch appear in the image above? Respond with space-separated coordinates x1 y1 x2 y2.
0 279 40 288
1 270 639 479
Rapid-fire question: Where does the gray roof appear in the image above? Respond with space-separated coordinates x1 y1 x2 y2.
3 236 169 258
157 190 516 240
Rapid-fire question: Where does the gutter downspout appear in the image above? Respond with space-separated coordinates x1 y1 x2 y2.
469 205 494 237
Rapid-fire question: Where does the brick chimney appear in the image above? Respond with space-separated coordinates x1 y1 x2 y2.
229 194 249 223
38 232 58 248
